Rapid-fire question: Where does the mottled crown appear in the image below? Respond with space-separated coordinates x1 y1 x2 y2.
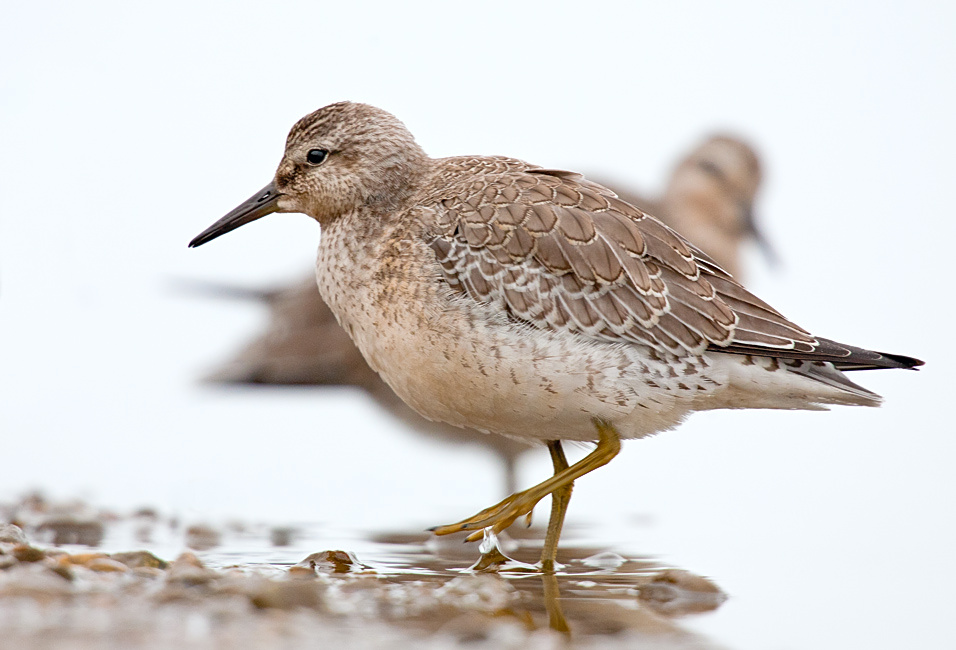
286 102 420 153
276 102 429 222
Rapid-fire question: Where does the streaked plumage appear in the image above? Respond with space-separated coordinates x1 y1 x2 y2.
203 135 767 495
190 102 922 565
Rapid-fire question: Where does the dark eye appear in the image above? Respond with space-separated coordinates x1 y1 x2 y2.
306 149 329 165
698 159 726 181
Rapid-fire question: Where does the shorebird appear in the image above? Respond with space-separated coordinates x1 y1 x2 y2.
202 135 768 497
190 102 922 571
612 134 773 280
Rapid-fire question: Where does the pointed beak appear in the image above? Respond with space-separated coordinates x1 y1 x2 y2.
189 182 281 248
742 203 780 267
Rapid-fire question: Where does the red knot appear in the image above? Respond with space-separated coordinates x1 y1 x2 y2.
201 134 769 498
190 101 922 571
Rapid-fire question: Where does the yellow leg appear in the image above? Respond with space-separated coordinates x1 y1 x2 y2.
430 420 622 546
540 440 571 572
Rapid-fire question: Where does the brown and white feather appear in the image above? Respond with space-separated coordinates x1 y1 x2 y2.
421 160 819 362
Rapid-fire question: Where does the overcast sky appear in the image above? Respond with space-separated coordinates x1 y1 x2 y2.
2 3 954 649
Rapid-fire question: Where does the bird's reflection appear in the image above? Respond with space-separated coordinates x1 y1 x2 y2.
367 526 726 643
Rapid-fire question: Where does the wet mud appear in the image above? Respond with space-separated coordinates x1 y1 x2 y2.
1 493 726 649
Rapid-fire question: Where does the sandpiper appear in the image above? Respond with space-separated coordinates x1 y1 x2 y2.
203 134 768 498
190 101 922 570
615 135 774 280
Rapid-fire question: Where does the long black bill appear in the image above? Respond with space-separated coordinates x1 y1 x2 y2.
743 204 780 267
189 182 281 248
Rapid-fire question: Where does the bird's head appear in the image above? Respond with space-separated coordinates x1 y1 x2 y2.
189 101 427 248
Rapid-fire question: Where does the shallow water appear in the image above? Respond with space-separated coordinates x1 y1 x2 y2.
0 496 727 649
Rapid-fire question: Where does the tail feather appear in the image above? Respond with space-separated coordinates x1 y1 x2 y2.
714 337 924 372
713 354 885 412
792 360 883 406
823 340 924 371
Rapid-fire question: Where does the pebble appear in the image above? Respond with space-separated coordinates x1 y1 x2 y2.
0 524 27 545
0 493 726 647
12 545 45 563
86 557 130 573
270 526 296 547
638 568 726 615
293 550 360 575
36 517 105 546
67 552 108 565
111 550 168 569
185 524 221 550
166 552 216 586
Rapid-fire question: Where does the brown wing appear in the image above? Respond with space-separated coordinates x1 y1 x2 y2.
426 167 825 358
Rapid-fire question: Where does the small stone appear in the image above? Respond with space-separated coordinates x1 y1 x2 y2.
48 557 75 581
12 545 45 563
66 552 109 565
167 551 215 585
132 566 166 578
293 550 359 575
86 557 129 573
111 550 168 569
185 524 221 550
270 526 295 547
171 551 205 568
638 568 727 615
132 506 160 520
35 517 105 546
0 524 28 545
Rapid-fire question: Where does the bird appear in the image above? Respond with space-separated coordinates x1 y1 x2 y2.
201 135 768 498
610 134 774 281
189 101 922 571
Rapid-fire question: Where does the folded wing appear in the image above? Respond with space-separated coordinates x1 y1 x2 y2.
426 167 921 371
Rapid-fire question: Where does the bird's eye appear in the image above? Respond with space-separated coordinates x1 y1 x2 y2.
306 149 329 165
697 159 726 181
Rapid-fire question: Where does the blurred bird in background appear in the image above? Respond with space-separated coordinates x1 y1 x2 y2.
200 134 771 496
607 135 775 281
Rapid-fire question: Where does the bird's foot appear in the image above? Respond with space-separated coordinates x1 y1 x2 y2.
430 420 622 545
429 486 549 542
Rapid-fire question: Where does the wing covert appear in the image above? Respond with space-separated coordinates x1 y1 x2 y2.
426 165 818 358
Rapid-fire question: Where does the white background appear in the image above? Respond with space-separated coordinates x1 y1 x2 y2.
2 2 954 649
